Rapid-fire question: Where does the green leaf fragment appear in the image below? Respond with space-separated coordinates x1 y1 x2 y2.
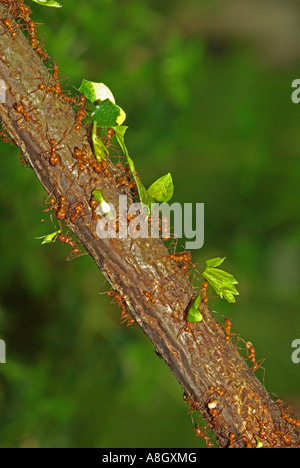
35 230 61 244
79 80 116 104
92 99 126 128
255 438 264 448
92 121 108 162
147 173 174 203
30 0 62 7
186 294 203 323
92 190 112 219
202 257 239 303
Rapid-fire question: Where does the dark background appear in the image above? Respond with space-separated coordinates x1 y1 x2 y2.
0 0 300 448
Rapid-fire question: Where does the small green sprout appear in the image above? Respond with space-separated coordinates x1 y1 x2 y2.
202 257 239 303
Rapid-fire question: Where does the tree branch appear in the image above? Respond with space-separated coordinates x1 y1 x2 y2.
0 1 299 447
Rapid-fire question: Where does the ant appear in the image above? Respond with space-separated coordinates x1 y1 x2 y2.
143 291 156 304
26 19 50 61
40 125 71 167
200 280 209 304
116 175 136 190
17 2 32 23
44 195 68 220
70 202 85 223
106 290 135 327
56 196 67 220
104 127 114 148
194 425 214 448
57 232 81 260
12 101 37 124
281 410 300 429
1 18 17 40
182 391 200 413
223 318 232 342
245 341 264 372
89 197 99 220
208 385 226 398
168 250 193 275
74 95 87 131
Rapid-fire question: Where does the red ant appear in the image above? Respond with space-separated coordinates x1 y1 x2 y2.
1 18 18 40
89 197 99 220
195 425 214 448
56 196 67 220
200 280 209 304
245 341 263 372
57 232 81 260
143 291 156 304
106 290 135 327
70 202 84 223
208 385 226 398
74 95 87 131
17 2 32 23
104 127 114 148
182 391 200 413
12 101 37 124
168 250 193 275
223 319 232 342
116 175 136 190
40 125 71 167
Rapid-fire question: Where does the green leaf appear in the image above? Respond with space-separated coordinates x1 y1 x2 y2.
186 294 203 323
113 126 153 213
35 230 61 244
92 99 126 128
147 173 174 203
202 257 239 303
206 257 226 268
79 80 115 104
92 121 108 161
30 0 62 7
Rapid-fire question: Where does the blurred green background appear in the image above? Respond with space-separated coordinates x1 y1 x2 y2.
0 0 300 448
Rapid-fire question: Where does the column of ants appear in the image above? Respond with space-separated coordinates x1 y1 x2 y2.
1 0 298 448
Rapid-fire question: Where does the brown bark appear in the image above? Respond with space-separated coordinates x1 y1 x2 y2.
0 1 299 448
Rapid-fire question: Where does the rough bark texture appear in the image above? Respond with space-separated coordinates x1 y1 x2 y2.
0 1 299 448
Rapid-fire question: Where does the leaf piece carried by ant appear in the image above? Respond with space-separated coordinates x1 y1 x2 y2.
92 99 126 128
92 121 108 162
79 80 126 127
35 229 61 244
79 80 116 104
202 257 239 303
147 172 174 203
92 189 113 219
186 294 203 323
